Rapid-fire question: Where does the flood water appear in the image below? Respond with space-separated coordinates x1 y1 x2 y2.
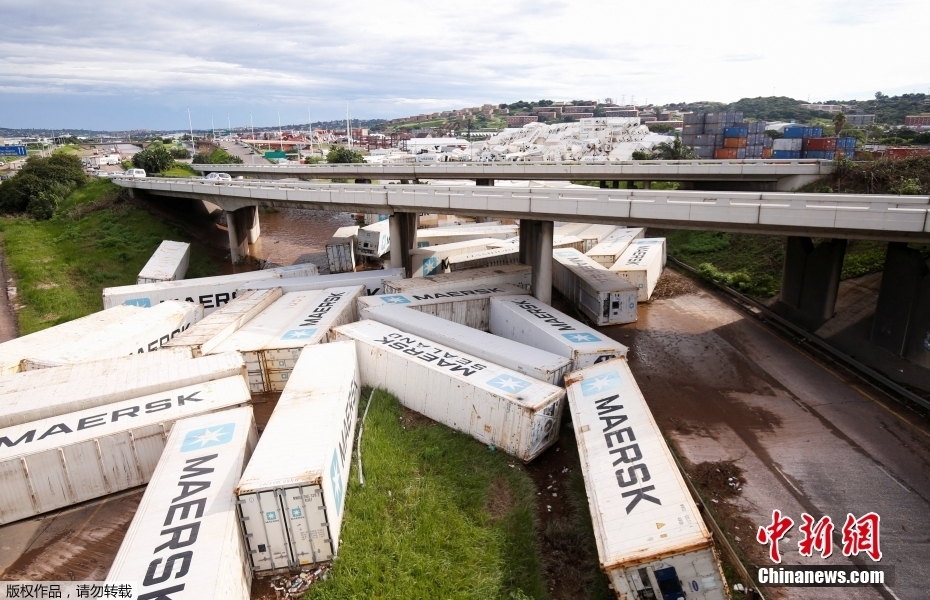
249 207 359 273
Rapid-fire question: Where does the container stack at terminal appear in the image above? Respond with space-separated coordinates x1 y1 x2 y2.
682 112 772 159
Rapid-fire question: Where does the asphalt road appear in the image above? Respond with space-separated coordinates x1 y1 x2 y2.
606 271 930 600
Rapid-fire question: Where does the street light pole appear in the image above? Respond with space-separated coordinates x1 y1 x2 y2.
250 111 255 164
211 116 215 142
187 108 195 156
277 110 283 152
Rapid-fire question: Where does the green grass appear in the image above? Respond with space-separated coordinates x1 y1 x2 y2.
0 179 222 334
160 163 198 177
306 389 547 600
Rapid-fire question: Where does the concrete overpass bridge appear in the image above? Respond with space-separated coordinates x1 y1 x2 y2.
114 176 930 369
193 159 833 191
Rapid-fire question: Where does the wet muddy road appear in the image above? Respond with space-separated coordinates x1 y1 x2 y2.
603 271 930 600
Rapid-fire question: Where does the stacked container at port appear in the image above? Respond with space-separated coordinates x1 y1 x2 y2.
682 112 772 159
835 136 858 158
774 127 857 160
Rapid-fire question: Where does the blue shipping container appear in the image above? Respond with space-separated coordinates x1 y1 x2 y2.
804 127 823 138
824 151 835 160
838 137 856 150
724 126 749 138
784 127 806 139
803 151 826 159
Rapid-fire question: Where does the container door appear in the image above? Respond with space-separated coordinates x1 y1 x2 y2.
654 566 686 600
237 490 294 573
280 484 333 565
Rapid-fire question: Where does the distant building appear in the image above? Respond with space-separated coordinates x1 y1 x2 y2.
605 109 638 117
563 106 596 114
537 111 558 120
800 103 849 113
904 113 930 127
846 114 875 126
506 115 539 126
564 113 594 119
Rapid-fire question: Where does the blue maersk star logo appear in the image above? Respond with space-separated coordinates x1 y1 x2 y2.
486 374 532 393
562 332 600 343
330 450 344 515
281 328 317 340
124 298 152 307
180 423 236 452
380 295 411 305
581 371 621 396
422 257 440 276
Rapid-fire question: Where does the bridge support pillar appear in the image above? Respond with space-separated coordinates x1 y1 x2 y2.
354 178 372 184
519 219 553 304
642 181 651 189
870 243 930 368
779 236 846 323
390 212 418 276
599 180 608 188
225 206 260 263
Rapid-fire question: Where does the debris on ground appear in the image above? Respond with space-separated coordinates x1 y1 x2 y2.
267 565 331 599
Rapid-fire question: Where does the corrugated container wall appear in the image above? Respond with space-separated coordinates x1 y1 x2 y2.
333 320 565 461
382 264 532 295
137 240 190 284
551 249 638 325
585 228 645 267
23 300 203 370
238 269 406 297
103 264 319 314
609 238 667 302
410 238 502 277
415 225 518 248
0 376 251 524
164 289 283 357
107 406 257 600
0 305 143 377
577 224 618 253
326 225 359 274
489 295 628 368
0 351 245 429
359 283 526 331
448 247 520 271
364 304 572 385
565 359 727 600
236 342 360 574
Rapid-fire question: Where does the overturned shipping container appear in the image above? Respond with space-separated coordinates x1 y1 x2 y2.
410 238 502 277
566 359 728 599
236 342 361 574
415 224 518 247
490 295 627 368
364 304 572 385
357 219 391 258
210 287 362 392
332 320 565 461
102 264 318 314
0 376 251 524
22 300 203 370
239 268 406 297
448 247 520 272
585 228 645 267
382 264 532 295
326 225 360 274
552 249 638 325
107 406 257 600
137 240 190 284
609 238 667 302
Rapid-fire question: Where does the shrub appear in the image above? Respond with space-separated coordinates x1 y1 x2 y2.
27 191 60 220
326 146 365 163
132 145 174 174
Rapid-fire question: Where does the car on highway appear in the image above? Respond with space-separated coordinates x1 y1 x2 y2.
204 172 232 182
113 169 147 179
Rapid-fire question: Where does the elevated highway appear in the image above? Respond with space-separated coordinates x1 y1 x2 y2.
193 159 833 190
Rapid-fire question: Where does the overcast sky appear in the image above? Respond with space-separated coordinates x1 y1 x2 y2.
2 0 928 131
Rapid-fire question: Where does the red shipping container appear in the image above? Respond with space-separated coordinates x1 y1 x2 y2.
803 137 837 151
714 148 738 159
885 147 929 159
723 137 748 148
762 148 772 159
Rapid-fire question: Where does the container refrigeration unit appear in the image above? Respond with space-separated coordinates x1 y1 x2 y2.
0 376 251 524
565 359 728 600
106 406 258 600
235 342 361 575
609 238 667 302
137 240 191 284
326 225 360 274
551 249 638 325
489 295 628 368
239 268 406 297
332 320 565 462
363 304 572 385
357 219 391 258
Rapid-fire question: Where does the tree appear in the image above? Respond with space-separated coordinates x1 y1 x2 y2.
651 135 698 160
833 112 847 135
326 146 365 163
132 145 174 174
169 146 191 159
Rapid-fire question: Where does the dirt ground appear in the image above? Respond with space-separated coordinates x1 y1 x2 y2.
0 235 20 342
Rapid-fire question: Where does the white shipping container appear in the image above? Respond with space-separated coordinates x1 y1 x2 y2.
415 225 518 247
239 268 406 297
610 238 667 302
565 359 727 600
332 320 565 461
0 376 251 524
553 222 592 237
382 264 532 295
365 304 572 385
419 215 495 228
23 300 204 370
552 249 638 325
448 247 519 272
326 225 359 274
211 287 363 392
486 235 585 252
102 264 319 314
236 342 361 574
363 213 388 226
357 219 391 258
107 406 257 600
577 224 619 252
359 283 526 331
586 228 646 267
410 238 501 277
0 305 143 377
137 240 191 284
164 289 283 357
0 352 245 429
489 295 628 368
772 138 803 152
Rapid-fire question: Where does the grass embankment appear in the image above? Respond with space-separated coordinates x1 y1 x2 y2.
160 163 198 177
307 389 547 600
0 179 222 334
